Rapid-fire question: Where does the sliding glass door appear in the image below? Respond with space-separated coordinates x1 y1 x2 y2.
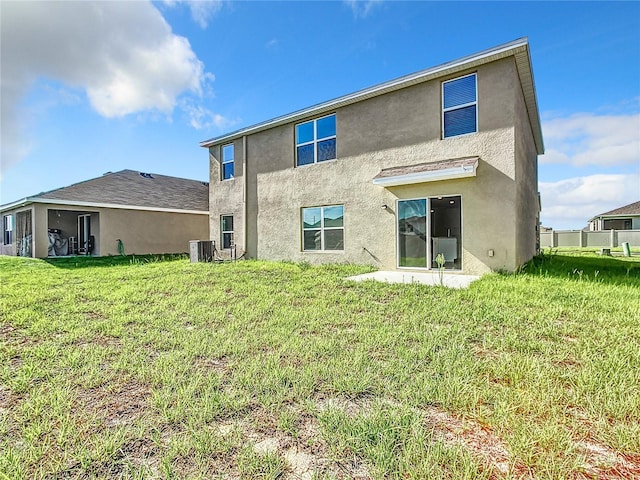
397 196 461 270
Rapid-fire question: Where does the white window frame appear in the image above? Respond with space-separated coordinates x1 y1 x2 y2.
3 214 13 245
221 144 234 180
442 73 478 139
301 205 344 252
295 114 337 166
220 214 234 249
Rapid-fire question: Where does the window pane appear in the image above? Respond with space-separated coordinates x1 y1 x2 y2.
297 144 315 166
444 105 477 138
222 144 234 161
323 206 343 227
398 199 427 267
221 215 233 232
317 138 336 162
296 121 314 145
222 232 233 249
443 75 476 108
223 162 234 179
316 114 336 139
302 208 322 229
324 229 344 250
303 230 322 250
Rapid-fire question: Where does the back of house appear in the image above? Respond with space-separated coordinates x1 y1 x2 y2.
201 38 544 275
1 170 209 258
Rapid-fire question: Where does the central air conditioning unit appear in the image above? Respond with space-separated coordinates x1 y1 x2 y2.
189 240 214 263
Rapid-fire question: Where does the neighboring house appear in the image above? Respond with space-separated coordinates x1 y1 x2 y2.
0 170 209 258
588 201 640 231
200 38 544 275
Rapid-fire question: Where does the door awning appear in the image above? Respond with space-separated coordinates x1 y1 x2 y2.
372 157 478 187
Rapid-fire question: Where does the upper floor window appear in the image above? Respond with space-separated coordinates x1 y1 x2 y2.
302 205 344 251
296 114 336 166
3 214 13 245
222 144 234 180
442 73 477 138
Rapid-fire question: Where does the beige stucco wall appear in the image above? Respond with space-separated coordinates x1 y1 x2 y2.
98 208 208 256
513 71 540 266
208 57 539 275
209 140 246 255
2 203 208 258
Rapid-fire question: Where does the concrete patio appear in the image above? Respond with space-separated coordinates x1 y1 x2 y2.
347 271 481 289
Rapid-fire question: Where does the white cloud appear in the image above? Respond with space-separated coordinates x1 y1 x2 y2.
163 0 223 29
183 103 235 131
541 112 640 167
539 173 640 228
1 1 215 173
344 0 382 19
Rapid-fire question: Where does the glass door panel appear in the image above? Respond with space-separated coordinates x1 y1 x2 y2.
398 199 428 267
78 214 91 254
430 196 461 270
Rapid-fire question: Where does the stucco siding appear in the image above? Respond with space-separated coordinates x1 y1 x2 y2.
513 61 540 266
209 157 244 254
98 208 207 255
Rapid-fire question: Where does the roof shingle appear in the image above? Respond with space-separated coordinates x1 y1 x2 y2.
24 170 208 211
595 201 640 218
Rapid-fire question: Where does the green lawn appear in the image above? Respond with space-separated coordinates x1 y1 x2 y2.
1 253 639 479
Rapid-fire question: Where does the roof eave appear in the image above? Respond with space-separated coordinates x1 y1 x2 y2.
1 197 208 215
590 213 640 222
0 197 34 212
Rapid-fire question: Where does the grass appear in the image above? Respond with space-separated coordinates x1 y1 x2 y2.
1 252 639 479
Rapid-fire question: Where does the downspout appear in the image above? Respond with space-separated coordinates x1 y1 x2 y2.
242 135 248 257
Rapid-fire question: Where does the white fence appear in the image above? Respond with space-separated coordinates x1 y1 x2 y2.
540 229 640 248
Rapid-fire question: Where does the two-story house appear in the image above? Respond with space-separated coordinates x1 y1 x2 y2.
200 38 544 275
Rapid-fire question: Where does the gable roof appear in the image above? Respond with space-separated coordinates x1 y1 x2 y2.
592 201 640 219
201 37 544 155
1 170 209 214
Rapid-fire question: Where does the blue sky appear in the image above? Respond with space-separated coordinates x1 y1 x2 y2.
1 1 639 229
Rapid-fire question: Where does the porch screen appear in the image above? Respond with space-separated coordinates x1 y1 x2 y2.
16 210 33 257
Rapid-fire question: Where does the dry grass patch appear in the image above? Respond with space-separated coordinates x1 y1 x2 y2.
76 379 151 428
575 440 640 479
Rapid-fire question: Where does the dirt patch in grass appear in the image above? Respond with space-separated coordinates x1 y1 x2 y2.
85 310 108 321
194 355 231 375
0 384 19 414
227 403 373 479
73 335 121 349
76 379 151 428
118 436 161 474
1 322 38 349
575 440 640 479
422 406 529 478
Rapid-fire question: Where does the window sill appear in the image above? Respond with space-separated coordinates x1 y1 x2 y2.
295 158 338 168
442 131 478 140
302 250 345 254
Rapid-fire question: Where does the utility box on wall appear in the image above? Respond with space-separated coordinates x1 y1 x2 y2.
189 240 213 263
